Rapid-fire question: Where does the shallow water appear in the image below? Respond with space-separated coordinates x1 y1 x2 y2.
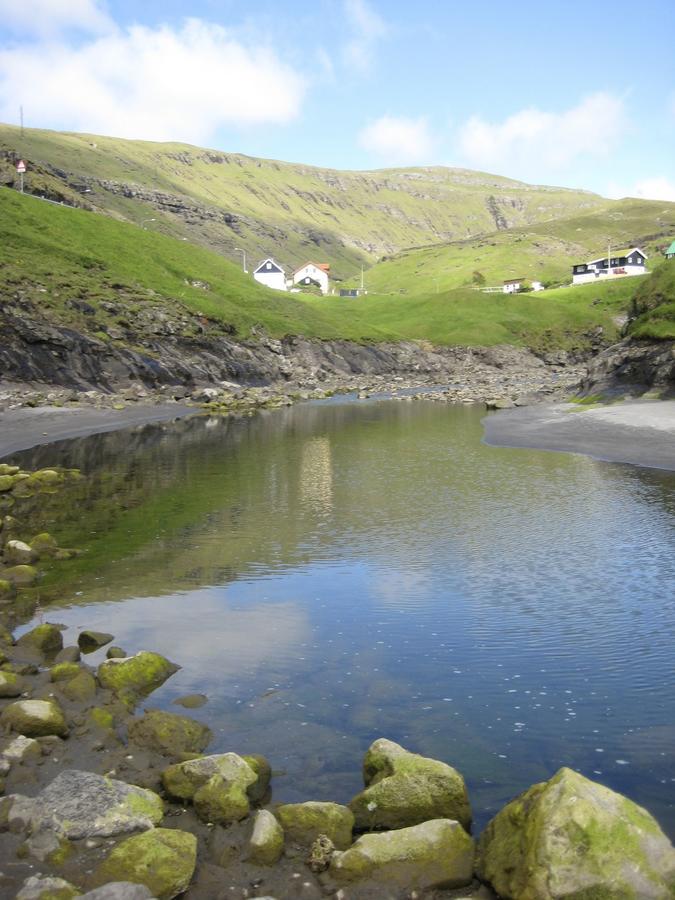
13 399 675 835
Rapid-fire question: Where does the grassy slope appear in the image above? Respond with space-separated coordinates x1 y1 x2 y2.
628 260 675 339
0 123 608 279
0 188 647 351
363 200 675 294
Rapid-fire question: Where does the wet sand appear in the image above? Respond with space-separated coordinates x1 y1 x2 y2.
0 403 195 459
483 399 675 471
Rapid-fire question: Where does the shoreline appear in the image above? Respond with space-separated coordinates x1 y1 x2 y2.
482 398 675 472
0 403 195 459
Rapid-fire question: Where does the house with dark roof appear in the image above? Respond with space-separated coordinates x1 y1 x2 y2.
571 248 647 285
253 258 287 292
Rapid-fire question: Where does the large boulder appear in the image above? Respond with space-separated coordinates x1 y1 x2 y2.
242 753 272 802
78 630 114 653
7 769 164 839
93 828 197 900
247 809 284 866
0 670 24 697
349 738 471 832
16 623 64 656
1 699 68 737
162 752 257 802
4 540 37 565
276 801 354 850
476 767 675 900
97 652 179 707
193 773 252 825
3 564 38 586
59 669 97 703
330 818 474 890
16 876 80 899
128 709 211 757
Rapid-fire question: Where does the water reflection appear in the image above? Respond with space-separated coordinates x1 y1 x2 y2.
11 399 675 835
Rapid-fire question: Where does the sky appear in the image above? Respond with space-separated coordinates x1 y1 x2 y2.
0 0 673 199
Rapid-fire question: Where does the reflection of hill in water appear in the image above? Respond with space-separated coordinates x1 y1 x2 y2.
13 400 675 616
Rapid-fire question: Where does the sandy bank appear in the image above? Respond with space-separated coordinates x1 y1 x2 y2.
483 399 675 471
0 403 195 459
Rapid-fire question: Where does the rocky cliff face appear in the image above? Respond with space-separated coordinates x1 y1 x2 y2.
580 339 675 396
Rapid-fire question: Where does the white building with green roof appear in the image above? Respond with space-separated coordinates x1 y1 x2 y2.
665 240 675 259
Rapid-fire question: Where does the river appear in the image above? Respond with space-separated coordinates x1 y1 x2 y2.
12 397 675 837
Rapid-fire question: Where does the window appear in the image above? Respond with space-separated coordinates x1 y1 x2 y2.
266 262 271 269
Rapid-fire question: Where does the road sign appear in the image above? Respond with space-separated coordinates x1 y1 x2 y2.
16 160 26 173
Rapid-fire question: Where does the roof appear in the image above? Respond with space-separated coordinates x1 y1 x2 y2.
666 241 675 255
587 247 647 265
254 257 284 274
503 278 523 284
292 262 330 275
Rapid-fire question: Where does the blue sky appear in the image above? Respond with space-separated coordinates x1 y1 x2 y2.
0 0 673 198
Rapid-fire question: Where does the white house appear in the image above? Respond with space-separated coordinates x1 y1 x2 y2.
253 258 287 291
292 262 330 295
572 248 647 285
503 278 523 294
532 280 544 292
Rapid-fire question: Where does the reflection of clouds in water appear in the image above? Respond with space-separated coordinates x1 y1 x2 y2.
300 437 333 513
54 587 311 693
372 566 433 608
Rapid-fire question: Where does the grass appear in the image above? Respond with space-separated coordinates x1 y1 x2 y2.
362 200 675 295
627 260 675 339
0 186 665 353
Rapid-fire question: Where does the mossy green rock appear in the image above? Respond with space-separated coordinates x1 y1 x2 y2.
330 818 474 890
0 474 15 492
60 670 97 703
162 752 257 801
476 767 675 900
97 651 179 707
0 464 19 477
0 669 24 697
1 699 68 737
30 533 59 557
50 662 82 682
128 709 211 757
87 707 115 731
242 753 272 802
0 578 14 599
4 540 37 565
4 564 38 586
15 875 80 899
78 630 114 653
94 828 197 899
193 772 251 825
349 738 471 832
276 801 354 850
247 809 284 865
17 623 63 655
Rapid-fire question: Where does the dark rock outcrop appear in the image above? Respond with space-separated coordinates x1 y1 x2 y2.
580 339 675 396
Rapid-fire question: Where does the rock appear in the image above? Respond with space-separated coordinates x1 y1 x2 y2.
8 769 164 839
16 623 64 656
307 834 335 873
0 578 14 599
476 767 675 900
4 540 37 565
80 885 154 900
0 623 14 644
242 753 272 802
276 801 354 850
1 699 68 737
128 709 211 756
193 772 253 825
330 818 474 890
349 738 471 832
50 661 82 682
0 669 24 697
30 532 59 557
78 630 115 653
93 828 197 900
4 564 38 586
60 669 97 702
54 645 81 664
87 707 115 731
162 752 257 801
172 693 207 708
97 652 179 707
106 646 126 659
246 809 284 866
16 875 80 899
3 735 41 762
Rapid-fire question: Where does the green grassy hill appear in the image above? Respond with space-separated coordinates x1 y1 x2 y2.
628 260 675 340
0 188 647 353
362 200 675 294
0 123 609 281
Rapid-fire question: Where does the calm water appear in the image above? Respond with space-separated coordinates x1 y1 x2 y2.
12 399 675 836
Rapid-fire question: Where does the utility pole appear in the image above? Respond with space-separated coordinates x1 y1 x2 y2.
608 240 611 278
235 247 247 273
20 105 24 138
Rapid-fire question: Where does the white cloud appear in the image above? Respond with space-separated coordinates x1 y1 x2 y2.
359 115 436 165
0 18 306 142
458 92 626 175
342 0 387 71
0 0 113 36
607 177 675 202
